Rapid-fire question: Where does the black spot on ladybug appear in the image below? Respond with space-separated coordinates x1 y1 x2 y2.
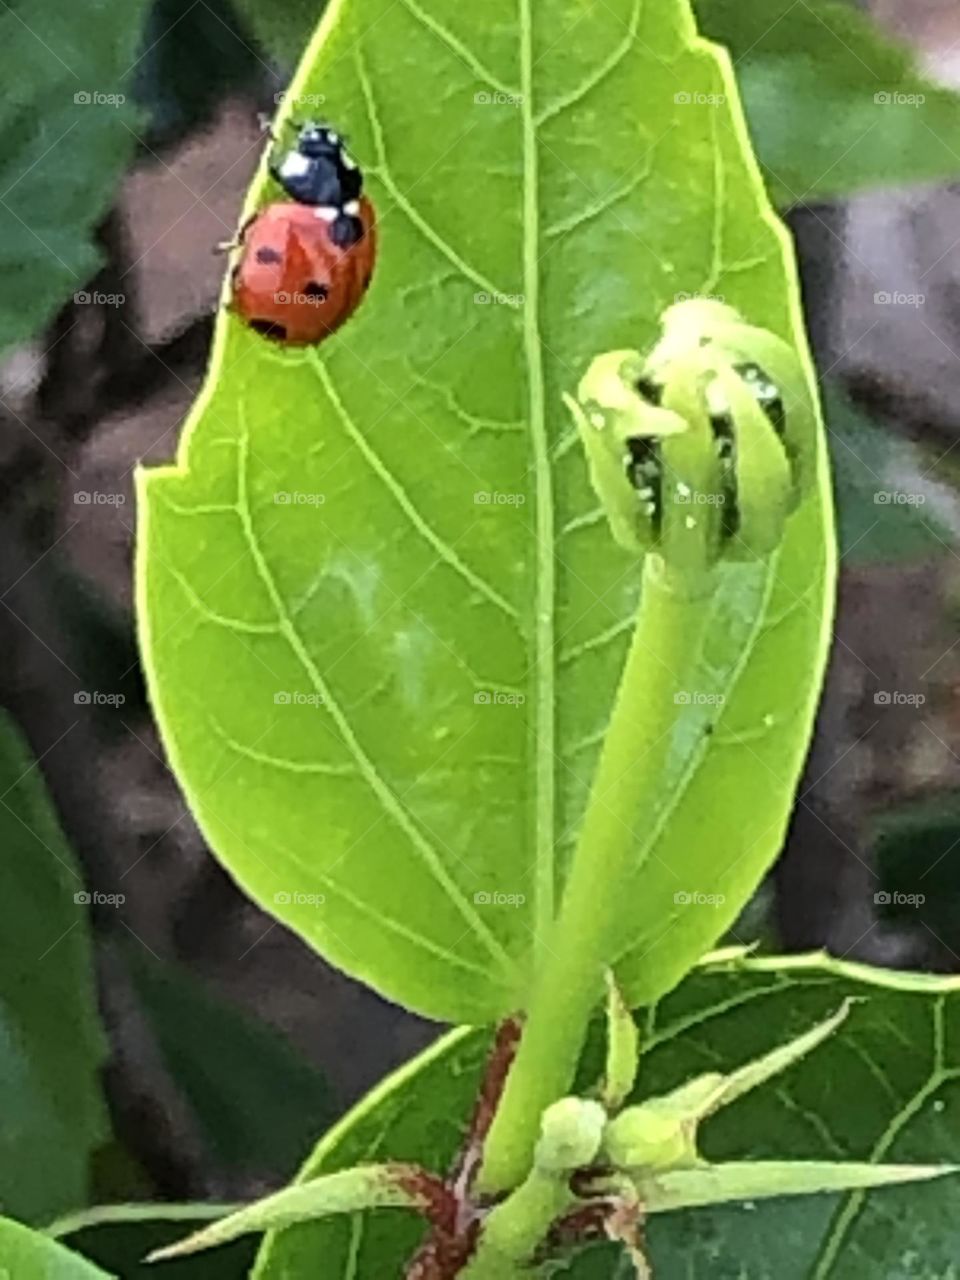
363 273 372 291
255 245 283 265
330 213 363 248
249 319 288 341
304 280 329 302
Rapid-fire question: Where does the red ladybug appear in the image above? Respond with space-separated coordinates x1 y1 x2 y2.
229 123 376 345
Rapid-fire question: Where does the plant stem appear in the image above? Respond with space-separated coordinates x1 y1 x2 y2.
478 554 712 1192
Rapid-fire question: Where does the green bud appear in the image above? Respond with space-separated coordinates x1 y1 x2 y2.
604 1101 696 1172
536 1097 607 1173
568 301 813 565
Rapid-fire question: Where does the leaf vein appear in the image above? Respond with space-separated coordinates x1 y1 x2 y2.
234 408 518 979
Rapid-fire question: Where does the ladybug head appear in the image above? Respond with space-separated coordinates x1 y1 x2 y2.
296 123 343 159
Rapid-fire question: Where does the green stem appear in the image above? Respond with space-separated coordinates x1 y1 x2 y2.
479 554 712 1191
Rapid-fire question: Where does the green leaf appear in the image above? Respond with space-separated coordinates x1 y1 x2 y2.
253 1027 489 1278
0 1216 112 1279
50 1205 251 1280
138 2 833 1022
256 954 960 1278
695 0 960 204
825 383 958 563
140 2 834 1018
120 943 334 1174
0 0 151 350
0 710 109 1223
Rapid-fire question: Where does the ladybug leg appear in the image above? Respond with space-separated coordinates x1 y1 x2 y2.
215 212 257 254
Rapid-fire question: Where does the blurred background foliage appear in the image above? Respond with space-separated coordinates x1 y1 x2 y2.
4 0 960 1268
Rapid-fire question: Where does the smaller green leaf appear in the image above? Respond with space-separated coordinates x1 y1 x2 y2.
602 974 639 1112
147 1165 430 1262
0 1215 112 1278
641 1159 958 1214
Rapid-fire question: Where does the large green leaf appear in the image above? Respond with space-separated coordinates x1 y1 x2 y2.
255 954 960 1278
0 0 151 349
0 711 109 1223
696 0 960 205
137 0 833 1023
0 1216 112 1278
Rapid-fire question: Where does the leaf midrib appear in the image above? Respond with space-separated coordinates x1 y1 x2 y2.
520 0 557 964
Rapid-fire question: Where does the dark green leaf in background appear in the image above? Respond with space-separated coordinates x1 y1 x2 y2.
256 955 960 1279
0 0 151 350
0 711 109 1223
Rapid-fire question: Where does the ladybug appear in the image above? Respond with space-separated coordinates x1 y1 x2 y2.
229 122 376 345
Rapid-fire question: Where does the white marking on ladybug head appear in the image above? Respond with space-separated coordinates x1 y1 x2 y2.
313 206 338 222
327 130 340 143
342 153 357 170
279 152 312 179
343 200 360 216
